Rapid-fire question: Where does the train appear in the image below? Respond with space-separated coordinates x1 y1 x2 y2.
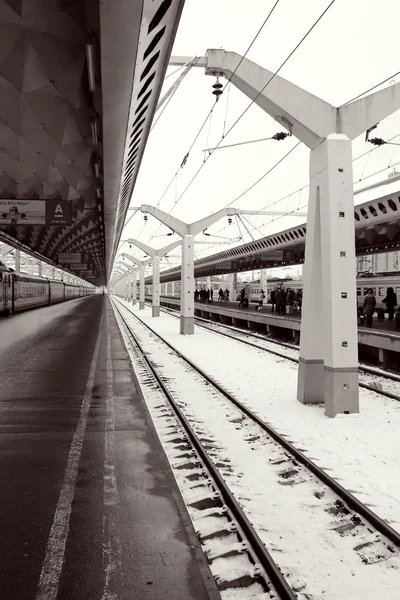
0 261 95 317
144 275 400 310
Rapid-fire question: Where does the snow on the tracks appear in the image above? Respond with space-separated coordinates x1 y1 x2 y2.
114 300 400 599
116 298 400 533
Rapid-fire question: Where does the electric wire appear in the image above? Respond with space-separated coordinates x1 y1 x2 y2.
137 1 284 244
339 70 400 107
169 0 338 214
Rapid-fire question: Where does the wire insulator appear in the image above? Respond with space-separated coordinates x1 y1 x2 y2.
369 137 386 146
272 131 290 141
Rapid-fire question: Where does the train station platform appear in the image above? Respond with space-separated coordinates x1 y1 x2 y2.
154 296 400 369
0 296 217 600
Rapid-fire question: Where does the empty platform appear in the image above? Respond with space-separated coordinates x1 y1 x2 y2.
0 296 217 600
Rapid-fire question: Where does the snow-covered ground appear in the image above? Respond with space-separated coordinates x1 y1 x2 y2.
115 298 400 534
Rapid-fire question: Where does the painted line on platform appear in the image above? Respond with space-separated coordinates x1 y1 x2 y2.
101 311 120 600
35 315 103 600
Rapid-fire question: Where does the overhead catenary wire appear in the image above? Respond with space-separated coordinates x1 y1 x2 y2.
339 70 400 107
196 130 400 254
142 1 283 243
170 0 338 213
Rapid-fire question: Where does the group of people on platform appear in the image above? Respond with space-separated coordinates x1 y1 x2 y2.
237 286 303 314
359 287 400 329
194 288 230 303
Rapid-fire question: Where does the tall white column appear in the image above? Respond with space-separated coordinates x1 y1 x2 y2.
152 256 160 317
260 269 268 293
126 277 130 301
15 250 20 273
139 266 145 310
320 134 359 417
297 134 359 417
171 281 175 296
38 261 42 277
131 270 137 305
180 234 194 334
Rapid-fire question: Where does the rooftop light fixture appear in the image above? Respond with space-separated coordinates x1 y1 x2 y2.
85 42 96 92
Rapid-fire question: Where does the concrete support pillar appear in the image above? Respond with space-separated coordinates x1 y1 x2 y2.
126 277 130 301
152 256 160 317
15 250 20 273
180 235 194 334
260 269 268 293
52 268 55 280
206 276 211 289
38 262 42 277
297 134 359 417
171 281 175 297
227 273 235 301
139 266 145 310
131 271 137 305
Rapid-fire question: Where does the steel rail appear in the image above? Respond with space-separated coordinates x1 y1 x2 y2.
112 298 297 600
116 297 400 549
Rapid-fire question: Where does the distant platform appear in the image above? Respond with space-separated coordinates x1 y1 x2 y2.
148 295 400 370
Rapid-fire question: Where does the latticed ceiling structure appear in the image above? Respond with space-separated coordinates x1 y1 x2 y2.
0 0 185 285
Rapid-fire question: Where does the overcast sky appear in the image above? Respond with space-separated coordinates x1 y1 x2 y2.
119 0 400 277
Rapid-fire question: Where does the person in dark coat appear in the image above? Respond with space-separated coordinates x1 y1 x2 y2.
362 288 376 327
270 288 276 312
238 288 245 308
276 288 286 315
383 287 397 321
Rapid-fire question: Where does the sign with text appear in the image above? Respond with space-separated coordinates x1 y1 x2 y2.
59 252 82 264
0 199 72 226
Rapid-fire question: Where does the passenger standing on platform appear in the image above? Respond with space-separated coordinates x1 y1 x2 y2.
194 289 199 302
218 288 224 302
255 290 265 310
363 288 376 327
210 288 213 303
383 287 397 321
297 289 303 312
206 289 210 303
395 306 400 329
238 288 245 308
270 288 276 312
225 289 230 301
276 288 286 315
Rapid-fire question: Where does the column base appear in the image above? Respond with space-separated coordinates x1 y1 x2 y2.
297 358 324 404
180 316 194 335
152 306 160 317
139 301 145 310
324 366 359 418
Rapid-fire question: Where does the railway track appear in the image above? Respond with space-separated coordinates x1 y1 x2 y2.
113 297 400 600
151 300 400 402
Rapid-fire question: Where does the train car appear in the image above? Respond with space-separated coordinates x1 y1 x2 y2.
13 273 50 313
0 262 12 316
0 264 96 317
241 275 400 310
152 273 400 312
49 280 65 305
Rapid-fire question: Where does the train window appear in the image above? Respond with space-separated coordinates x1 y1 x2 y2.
378 288 385 296
396 287 400 297
356 288 361 296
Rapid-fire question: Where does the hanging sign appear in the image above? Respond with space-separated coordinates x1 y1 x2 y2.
0 199 72 226
59 252 82 264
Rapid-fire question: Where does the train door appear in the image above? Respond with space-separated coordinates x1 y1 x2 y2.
0 273 4 312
